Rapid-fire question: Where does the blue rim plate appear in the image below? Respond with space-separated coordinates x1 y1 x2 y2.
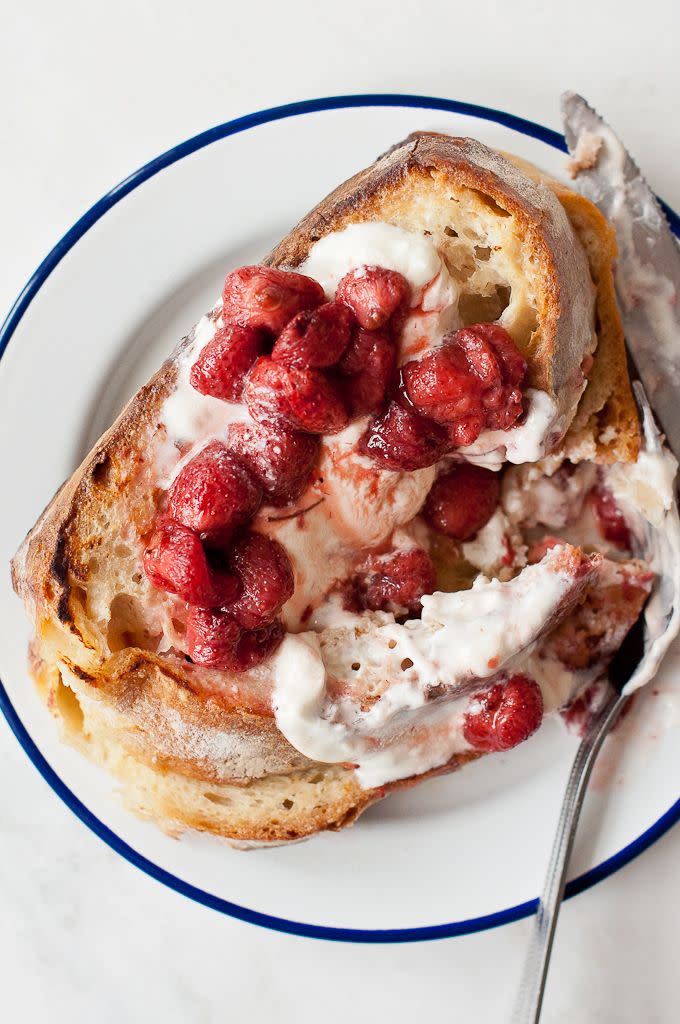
1 93 679 943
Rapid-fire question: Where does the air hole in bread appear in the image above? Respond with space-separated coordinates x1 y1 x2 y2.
400 658 414 671
107 593 158 652
442 250 476 283
91 456 113 486
309 773 325 784
510 305 540 354
204 792 232 807
458 284 511 326
444 225 458 238
474 245 492 261
52 674 85 735
468 188 511 218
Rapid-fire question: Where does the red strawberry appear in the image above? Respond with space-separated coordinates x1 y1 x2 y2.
189 323 267 402
423 464 500 541
222 265 324 334
402 324 526 443
591 485 631 550
338 327 396 417
228 531 294 629
402 342 485 437
459 323 526 389
271 302 354 368
143 518 240 607
167 441 262 543
450 324 526 431
359 402 449 471
228 421 320 506
356 547 436 615
244 357 349 435
336 265 410 330
463 675 544 752
186 607 285 671
233 619 285 670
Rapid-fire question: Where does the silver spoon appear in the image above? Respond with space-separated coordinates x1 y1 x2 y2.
513 381 680 1023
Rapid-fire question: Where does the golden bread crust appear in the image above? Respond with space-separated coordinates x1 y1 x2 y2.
501 152 639 463
266 131 597 425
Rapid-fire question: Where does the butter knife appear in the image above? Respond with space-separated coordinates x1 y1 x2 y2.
513 96 680 1022
561 91 680 458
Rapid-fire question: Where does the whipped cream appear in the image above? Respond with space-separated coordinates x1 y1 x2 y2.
461 508 525 577
299 222 444 301
156 310 253 485
272 547 588 787
457 389 563 471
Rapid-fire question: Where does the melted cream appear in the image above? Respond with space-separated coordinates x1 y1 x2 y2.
157 311 253 485
457 390 563 471
298 222 445 301
272 547 587 787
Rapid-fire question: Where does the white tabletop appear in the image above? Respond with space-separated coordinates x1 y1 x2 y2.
1 3 678 1021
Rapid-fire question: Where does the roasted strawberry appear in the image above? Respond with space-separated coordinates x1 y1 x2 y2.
356 546 436 615
228 421 320 506
167 441 262 543
463 674 544 752
233 619 285 670
527 535 564 564
228 531 294 629
359 401 449 471
222 266 324 334
401 342 485 439
336 266 410 330
453 324 526 431
186 607 242 667
186 607 284 671
244 357 349 434
403 324 526 443
338 327 396 417
591 485 632 550
424 464 500 541
189 323 267 402
272 302 354 368
143 518 240 607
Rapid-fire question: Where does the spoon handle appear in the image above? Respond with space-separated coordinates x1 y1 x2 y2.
512 687 627 1023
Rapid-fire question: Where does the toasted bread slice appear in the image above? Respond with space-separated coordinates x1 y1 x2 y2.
12 133 641 842
267 132 638 463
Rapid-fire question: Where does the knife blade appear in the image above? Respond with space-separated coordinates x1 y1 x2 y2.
561 91 680 459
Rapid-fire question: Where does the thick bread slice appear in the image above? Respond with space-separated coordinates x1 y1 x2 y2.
266 131 638 461
12 134 640 842
31 640 479 841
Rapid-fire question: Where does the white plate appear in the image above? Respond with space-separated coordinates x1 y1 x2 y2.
1 95 679 942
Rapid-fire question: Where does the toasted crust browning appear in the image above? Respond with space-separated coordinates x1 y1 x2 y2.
12 133 640 842
502 152 639 463
267 132 599 427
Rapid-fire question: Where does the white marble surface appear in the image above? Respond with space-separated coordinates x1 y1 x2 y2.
1 2 679 1021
